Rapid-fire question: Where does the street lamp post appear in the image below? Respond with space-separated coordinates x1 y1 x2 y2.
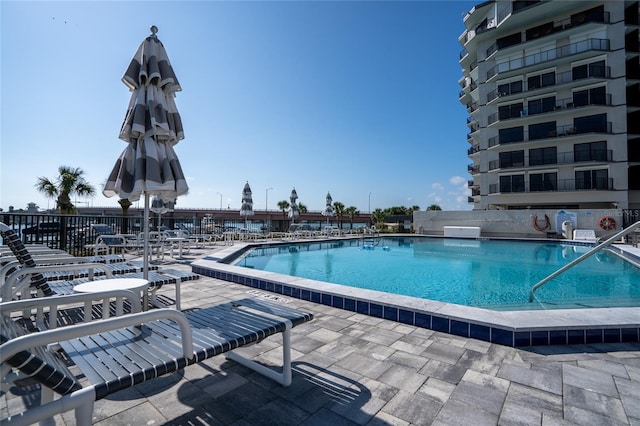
216 192 222 210
265 187 273 212
368 192 372 214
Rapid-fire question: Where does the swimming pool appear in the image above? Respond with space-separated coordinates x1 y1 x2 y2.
230 237 640 310
191 236 640 347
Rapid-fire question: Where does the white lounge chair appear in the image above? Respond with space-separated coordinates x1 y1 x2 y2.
1 298 313 425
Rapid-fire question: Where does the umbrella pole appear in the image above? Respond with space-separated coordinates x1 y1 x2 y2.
143 193 149 280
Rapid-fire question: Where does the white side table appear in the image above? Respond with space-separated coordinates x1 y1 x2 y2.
74 278 150 313
166 237 189 258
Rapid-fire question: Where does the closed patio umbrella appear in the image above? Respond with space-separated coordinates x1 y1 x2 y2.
288 187 299 224
240 181 254 230
151 195 174 231
321 191 334 225
103 26 188 279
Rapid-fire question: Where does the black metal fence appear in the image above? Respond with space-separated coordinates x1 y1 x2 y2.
0 212 370 254
0 213 245 255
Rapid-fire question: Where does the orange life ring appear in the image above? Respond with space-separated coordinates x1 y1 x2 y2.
532 214 551 232
598 216 616 231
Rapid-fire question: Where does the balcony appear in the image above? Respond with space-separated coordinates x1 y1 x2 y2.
486 38 610 81
487 94 612 126
468 145 480 155
488 178 614 194
468 164 480 174
487 150 613 170
485 11 610 59
488 122 613 147
486 66 611 103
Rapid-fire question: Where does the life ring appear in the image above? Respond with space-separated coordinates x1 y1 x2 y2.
532 214 551 232
598 216 616 231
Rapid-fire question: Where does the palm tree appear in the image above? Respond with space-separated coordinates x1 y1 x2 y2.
35 166 96 214
345 206 359 229
333 201 345 227
427 204 442 211
371 208 385 228
277 200 290 230
298 202 308 214
118 199 133 233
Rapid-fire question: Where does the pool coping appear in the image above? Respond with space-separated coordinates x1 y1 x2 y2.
191 236 640 347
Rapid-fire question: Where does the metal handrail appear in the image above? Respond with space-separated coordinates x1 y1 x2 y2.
529 221 640 302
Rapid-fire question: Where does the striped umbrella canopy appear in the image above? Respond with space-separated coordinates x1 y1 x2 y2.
288 187 299 223
102 26 187 278
240 181 254 229
322 191 334 224
151 195 174 231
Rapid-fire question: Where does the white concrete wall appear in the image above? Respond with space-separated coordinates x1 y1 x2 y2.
413 209 623 239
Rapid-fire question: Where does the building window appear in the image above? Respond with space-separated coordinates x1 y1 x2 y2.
500 175 525 193
499 126 524 144
630 165 640 190
529 146 557 165
574 113 607 133
529 121 556 140
572 60 606 80
574 141 607 162
499 103 524 120
527 71 555 90
573 86 606 107
575 169 609 190
530 172 557 191
499 150 525 168
571 5 605 26
528 96 556 115
497 80 523 96
497 32 523 49
526 22 554 42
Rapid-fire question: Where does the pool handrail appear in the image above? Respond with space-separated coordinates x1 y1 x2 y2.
529 220 640 302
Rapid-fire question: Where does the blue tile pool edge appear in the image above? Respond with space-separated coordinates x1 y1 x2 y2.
192 260 640 348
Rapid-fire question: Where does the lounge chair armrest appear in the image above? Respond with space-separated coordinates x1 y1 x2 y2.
1 308 193 361
5 262 113 287
0 289 142 317
0 257 92 284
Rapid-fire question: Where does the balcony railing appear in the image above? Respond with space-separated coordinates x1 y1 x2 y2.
487 94 612 125
487 122 613 147
486 38 610 80
485 12 610 59
486 66 611 103
487 150 613 170
468 164 480 174
488 178 614 194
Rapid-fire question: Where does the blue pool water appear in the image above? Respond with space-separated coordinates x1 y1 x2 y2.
232 237 640 310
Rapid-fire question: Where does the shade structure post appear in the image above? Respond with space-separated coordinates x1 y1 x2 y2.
143 193 149 280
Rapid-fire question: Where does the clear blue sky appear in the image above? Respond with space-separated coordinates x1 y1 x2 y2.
1 0 478 213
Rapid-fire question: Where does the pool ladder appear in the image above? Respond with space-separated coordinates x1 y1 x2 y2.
529 220 640 302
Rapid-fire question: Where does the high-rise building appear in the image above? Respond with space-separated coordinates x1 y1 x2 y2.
459 1 640 210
